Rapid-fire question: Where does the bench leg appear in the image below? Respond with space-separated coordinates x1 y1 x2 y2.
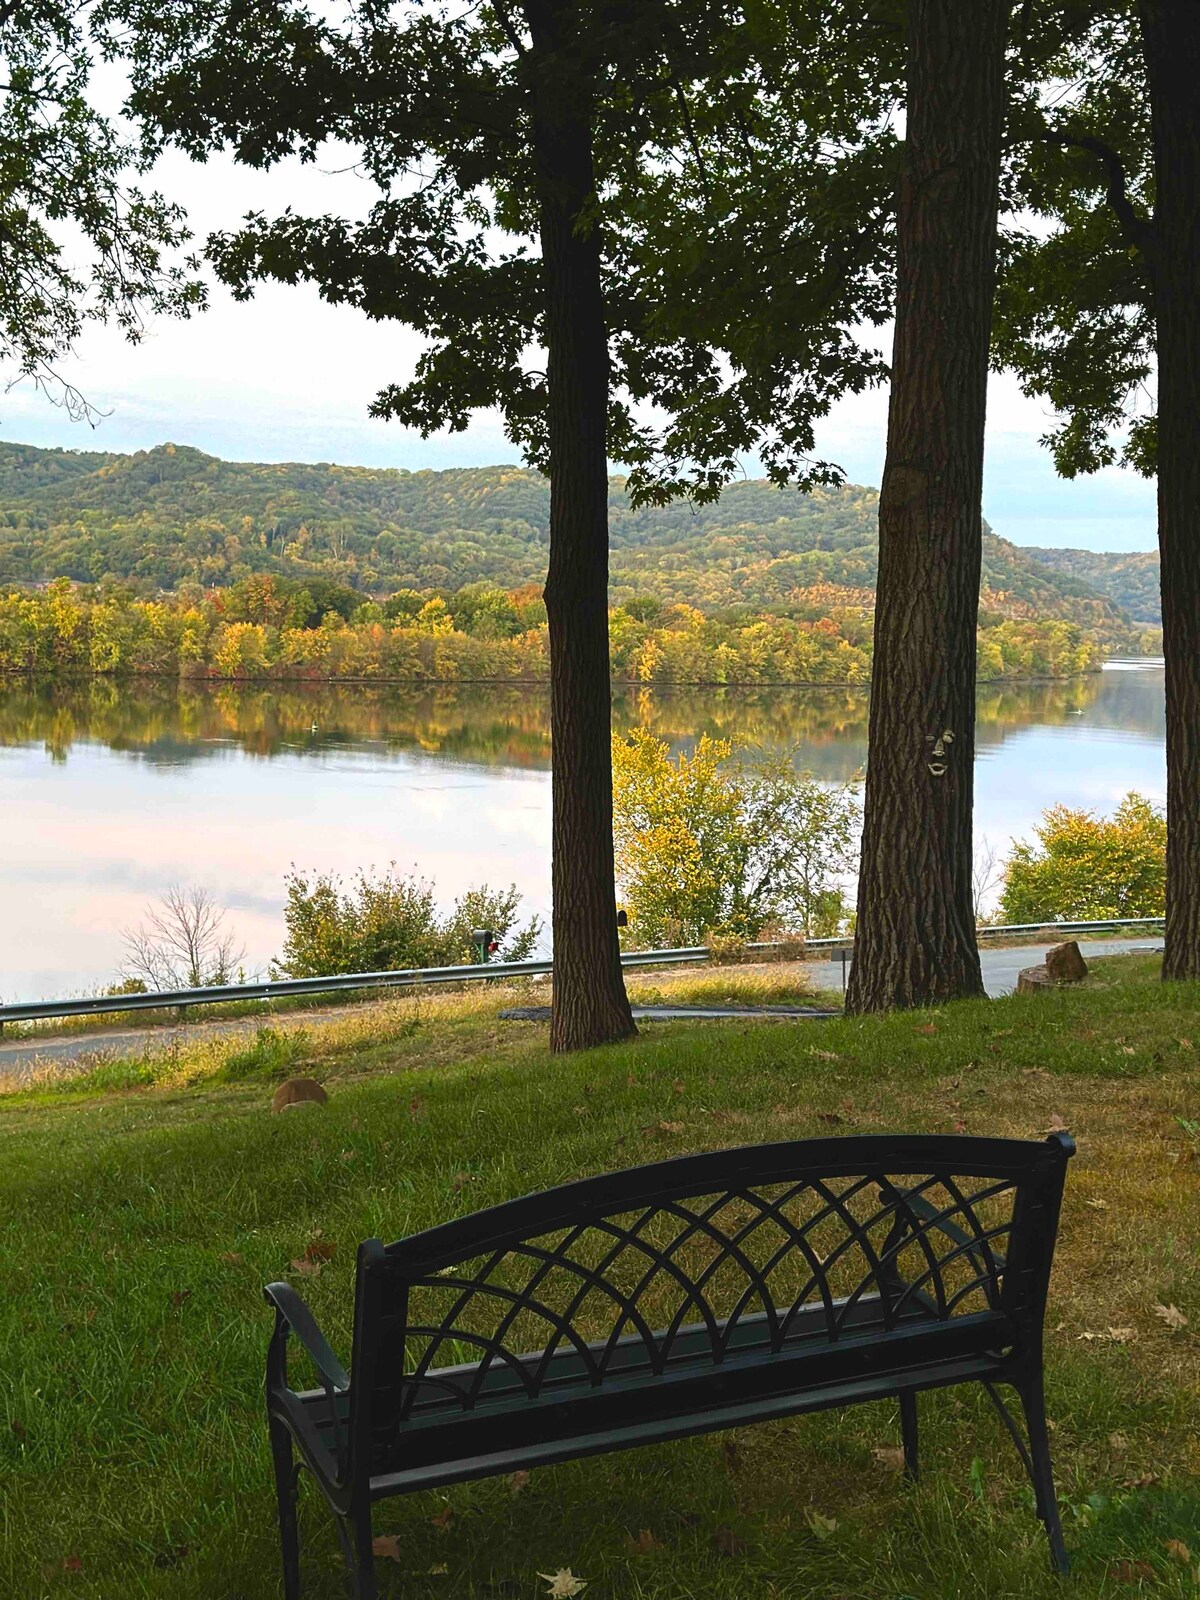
350 1504 378 1600
1016 1376 1070 1576
268 1416 303 1600
899 1391 919 1479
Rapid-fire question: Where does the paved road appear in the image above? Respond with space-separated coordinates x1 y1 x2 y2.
806 938 1163 1000
0 938 1163 1075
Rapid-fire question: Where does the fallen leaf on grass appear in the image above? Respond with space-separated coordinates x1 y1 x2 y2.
538 1569 587 1597
1077 1327 1136 1344
302 1239 337 1263
506 1470 530 1495
714 1526 745 1557
626 1529 659 1555
809 1049 840 1063
1043 1114 1069 1134
816 1111 844 1126
1178 1037 1193 1051
1154 1303 1188 1331
656 1121 686 1135
913 1024 938 1037
431 1506 454 1531
372 1536 403 1563
952 1119 968 1134
170 1289 192 1308
672 1079 685 1095
1108 1432 1128 1452
1085 1199 1109 1211
451 1172 475 1191
1113 1559 1154 1583
218 1251 245 1265
804 1511 838 1539
290 1258 323 1278
1164 1539 1192 1564
61 1556 83 1573
872 1446 906 1471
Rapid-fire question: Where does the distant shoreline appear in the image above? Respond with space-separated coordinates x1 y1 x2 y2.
0 665 1118 691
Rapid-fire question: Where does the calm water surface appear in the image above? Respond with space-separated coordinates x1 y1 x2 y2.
0 663 1165 1001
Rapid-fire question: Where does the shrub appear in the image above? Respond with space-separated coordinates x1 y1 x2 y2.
999 792 1167 924
274 866 542 977
612 730 859 947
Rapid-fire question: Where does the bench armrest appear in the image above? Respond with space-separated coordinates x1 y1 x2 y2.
264 1282 350 1393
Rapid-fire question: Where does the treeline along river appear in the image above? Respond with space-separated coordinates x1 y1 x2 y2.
0 662 1165 1002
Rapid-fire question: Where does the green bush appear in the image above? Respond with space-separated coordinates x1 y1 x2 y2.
273 866 542 977
999 792 1167 923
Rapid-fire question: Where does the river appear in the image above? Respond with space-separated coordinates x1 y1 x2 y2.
0 661 1166 1002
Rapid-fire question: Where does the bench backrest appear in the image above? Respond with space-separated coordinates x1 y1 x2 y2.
348 1132 1073 1467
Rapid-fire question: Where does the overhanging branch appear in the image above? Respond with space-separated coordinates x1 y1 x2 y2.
1040 130 1155 262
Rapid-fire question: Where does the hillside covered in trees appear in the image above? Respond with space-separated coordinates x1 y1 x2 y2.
0 442 1156 652
1024 546 1162 625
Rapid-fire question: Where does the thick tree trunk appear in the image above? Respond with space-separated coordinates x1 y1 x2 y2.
846 0 1007 1014
1138 1 1200 982
527 2 636 1050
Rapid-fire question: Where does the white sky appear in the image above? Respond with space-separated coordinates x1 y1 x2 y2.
0 143 1159 554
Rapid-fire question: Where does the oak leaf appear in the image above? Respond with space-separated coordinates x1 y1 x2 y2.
1153 1303 1188 1331
538 1569 587 1597
431 1506 454 1531
303 1239 337 1263
506 1469 530 1494
372 1535 403 1562
290 1258 323 1277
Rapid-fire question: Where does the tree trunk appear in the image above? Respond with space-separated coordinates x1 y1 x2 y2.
1138 1 1200 981
527 2 636 1050
846 0 1006 1013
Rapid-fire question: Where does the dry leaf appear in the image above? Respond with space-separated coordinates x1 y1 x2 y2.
913 1024 938 1037
451 1172 475 1191
1164 1539 1192 1565
170 1289 192 1307
1085 1199 1109 1211
626 1074 639 1087
1128 1472 1160 1490
218 1251 244 1264
1178 1037 1194 1051
816 1111 844 1126
627 1529 658 1555
429 1563 449 1575
303 1239 337 1263
1154 1303 1189 1331
538 1569 587 1598
810 1049 839 1062
290 1257 323 1278
804 1511 838 1539
61 1555 83 1573
506 1470 530 1495
952 1119 968 1134
872 1446 906 1471
657 1121 685 1135
1044 1114 1069 1134
714 1526 745 1557
1113 1559 1154 1583
1107 1327 1137 1343
431 1505 454 1531
372 1535 403 1563
1108 1432 1128 1452
672 1079 685 1095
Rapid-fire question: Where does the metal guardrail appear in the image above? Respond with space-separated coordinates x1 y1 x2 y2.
0 919 1165 1031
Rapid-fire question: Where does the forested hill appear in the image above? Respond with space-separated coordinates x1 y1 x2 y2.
0 439 1140 634
1023 546 1161 625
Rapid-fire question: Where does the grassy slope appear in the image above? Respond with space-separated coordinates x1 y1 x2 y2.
1 957 1197 1599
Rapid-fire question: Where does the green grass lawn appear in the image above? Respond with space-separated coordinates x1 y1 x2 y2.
2 955 1198 1599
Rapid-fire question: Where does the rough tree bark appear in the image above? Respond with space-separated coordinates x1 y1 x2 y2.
526 1 636 1050
1138 0 1200 982
846 0 1007 1013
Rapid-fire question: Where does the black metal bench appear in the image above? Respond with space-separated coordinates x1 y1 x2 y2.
264 1130 1075 1596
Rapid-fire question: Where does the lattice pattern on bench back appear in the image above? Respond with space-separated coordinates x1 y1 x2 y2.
356 1135 1070 1432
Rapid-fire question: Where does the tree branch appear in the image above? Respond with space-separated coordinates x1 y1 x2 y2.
1040 130 1155 260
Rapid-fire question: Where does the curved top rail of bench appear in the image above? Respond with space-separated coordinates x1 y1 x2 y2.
372 1131 1076 1275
